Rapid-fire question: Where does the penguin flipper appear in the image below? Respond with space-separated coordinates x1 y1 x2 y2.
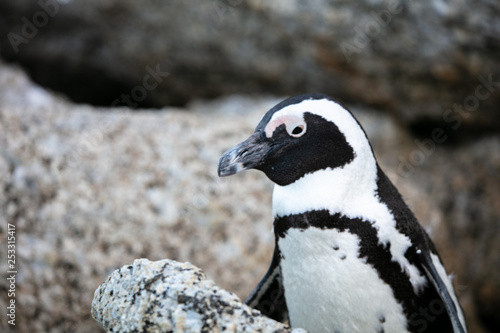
244 247 288 322
418 250 467 333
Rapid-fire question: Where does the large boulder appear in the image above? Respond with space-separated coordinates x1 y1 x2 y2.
0 0 499 134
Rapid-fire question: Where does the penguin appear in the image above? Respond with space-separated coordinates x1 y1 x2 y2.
218 93 467 333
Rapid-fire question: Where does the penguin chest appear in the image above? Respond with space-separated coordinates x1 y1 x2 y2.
278 227 409 333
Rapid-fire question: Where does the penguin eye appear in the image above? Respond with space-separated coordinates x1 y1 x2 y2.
287 122 307 138
292 126 304 135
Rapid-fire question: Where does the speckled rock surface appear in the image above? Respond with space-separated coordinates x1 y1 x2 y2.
0 62 499 332
0 62 278 332
92 258 305 333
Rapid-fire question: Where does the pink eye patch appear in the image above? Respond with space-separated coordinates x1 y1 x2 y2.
265 115 306 138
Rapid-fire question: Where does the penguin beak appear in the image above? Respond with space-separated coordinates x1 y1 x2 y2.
218 131 271 177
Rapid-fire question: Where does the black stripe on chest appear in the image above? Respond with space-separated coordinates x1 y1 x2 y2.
274 211 450 332
274 211 417 303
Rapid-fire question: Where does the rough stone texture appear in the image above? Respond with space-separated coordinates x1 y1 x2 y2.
92 258 306 333
410 138 500 333
0 62 499 332
0 0 499 134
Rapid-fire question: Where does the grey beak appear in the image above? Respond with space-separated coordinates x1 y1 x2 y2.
218 131 270 177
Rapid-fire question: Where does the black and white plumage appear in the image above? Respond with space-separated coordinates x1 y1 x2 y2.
218 93 467 333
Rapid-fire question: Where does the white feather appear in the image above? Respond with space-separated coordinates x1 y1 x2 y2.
429 253 467 331
279 228 409 332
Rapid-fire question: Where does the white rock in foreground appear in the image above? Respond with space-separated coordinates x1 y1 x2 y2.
92 259 306 333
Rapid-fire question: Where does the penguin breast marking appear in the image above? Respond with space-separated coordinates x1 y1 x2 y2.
279 227 407 332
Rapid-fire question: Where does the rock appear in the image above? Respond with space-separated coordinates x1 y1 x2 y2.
0 0 499 134
407 137 500 333
0 61 281 333
91 258 305 332
0 62 499 332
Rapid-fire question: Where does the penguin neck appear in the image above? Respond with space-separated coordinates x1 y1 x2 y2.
272 149 379 219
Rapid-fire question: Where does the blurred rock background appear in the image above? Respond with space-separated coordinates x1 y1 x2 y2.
0 0 499 332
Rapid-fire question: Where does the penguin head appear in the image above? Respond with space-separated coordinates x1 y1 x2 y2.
218 93 376 188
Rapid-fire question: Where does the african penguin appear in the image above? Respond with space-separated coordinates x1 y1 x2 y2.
218 93 467 333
